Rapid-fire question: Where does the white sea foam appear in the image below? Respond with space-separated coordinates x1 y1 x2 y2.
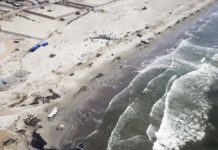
153 63 218 150
200 57 206 63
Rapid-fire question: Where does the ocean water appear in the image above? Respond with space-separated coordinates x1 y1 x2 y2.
63 9 218 150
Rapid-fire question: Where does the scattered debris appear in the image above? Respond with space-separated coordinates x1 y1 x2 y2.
14 40 19 43
176 20 180 24
77 62 82 66
142 6 147 10
51 70 62 75
137 33 142 37
13 2 23 7
30 96 41 105
30 89 60 105
18 94 27 103
56 121 65 130
124 34 128 38
62 139 85 150
60 18 65 21
93 9 106 13
16 129 26 134
88 62 93 67
167 26 172 29
182 16 187 20
9 102 17 107
91 73 104 80
9 93 28 107
91 34 120 41
38 0 49 4
49 53 56 58
47 107 58 120
24 115 41 127
16 14 35 21
77 111 90 123
112 56 121 62
45 89 60 102
31 131 47 150
145 26 150 29
141 39 150 44
73 86 88 97
76 11 80 15
15 70 29 78
69 73 75 76
96 53 102 57
155 31 161 35
3 138 17 146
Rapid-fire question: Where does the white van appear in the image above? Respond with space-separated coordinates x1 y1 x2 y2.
47 107 58 120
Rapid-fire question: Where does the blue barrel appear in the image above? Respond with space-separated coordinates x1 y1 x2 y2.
41 41 48 47
29 44 41 52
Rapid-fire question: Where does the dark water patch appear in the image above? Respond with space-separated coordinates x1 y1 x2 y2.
30 89 60 105
46 89 61 101
31 131 47 150
24 115 41 127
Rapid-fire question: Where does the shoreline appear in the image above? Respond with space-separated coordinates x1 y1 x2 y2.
0 0 217 149
42 1 218 149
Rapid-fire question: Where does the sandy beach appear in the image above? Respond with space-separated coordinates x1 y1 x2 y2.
0 0 216 149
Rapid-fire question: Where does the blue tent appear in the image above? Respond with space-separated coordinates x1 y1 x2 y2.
41 41 48 47
30 44 41 52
